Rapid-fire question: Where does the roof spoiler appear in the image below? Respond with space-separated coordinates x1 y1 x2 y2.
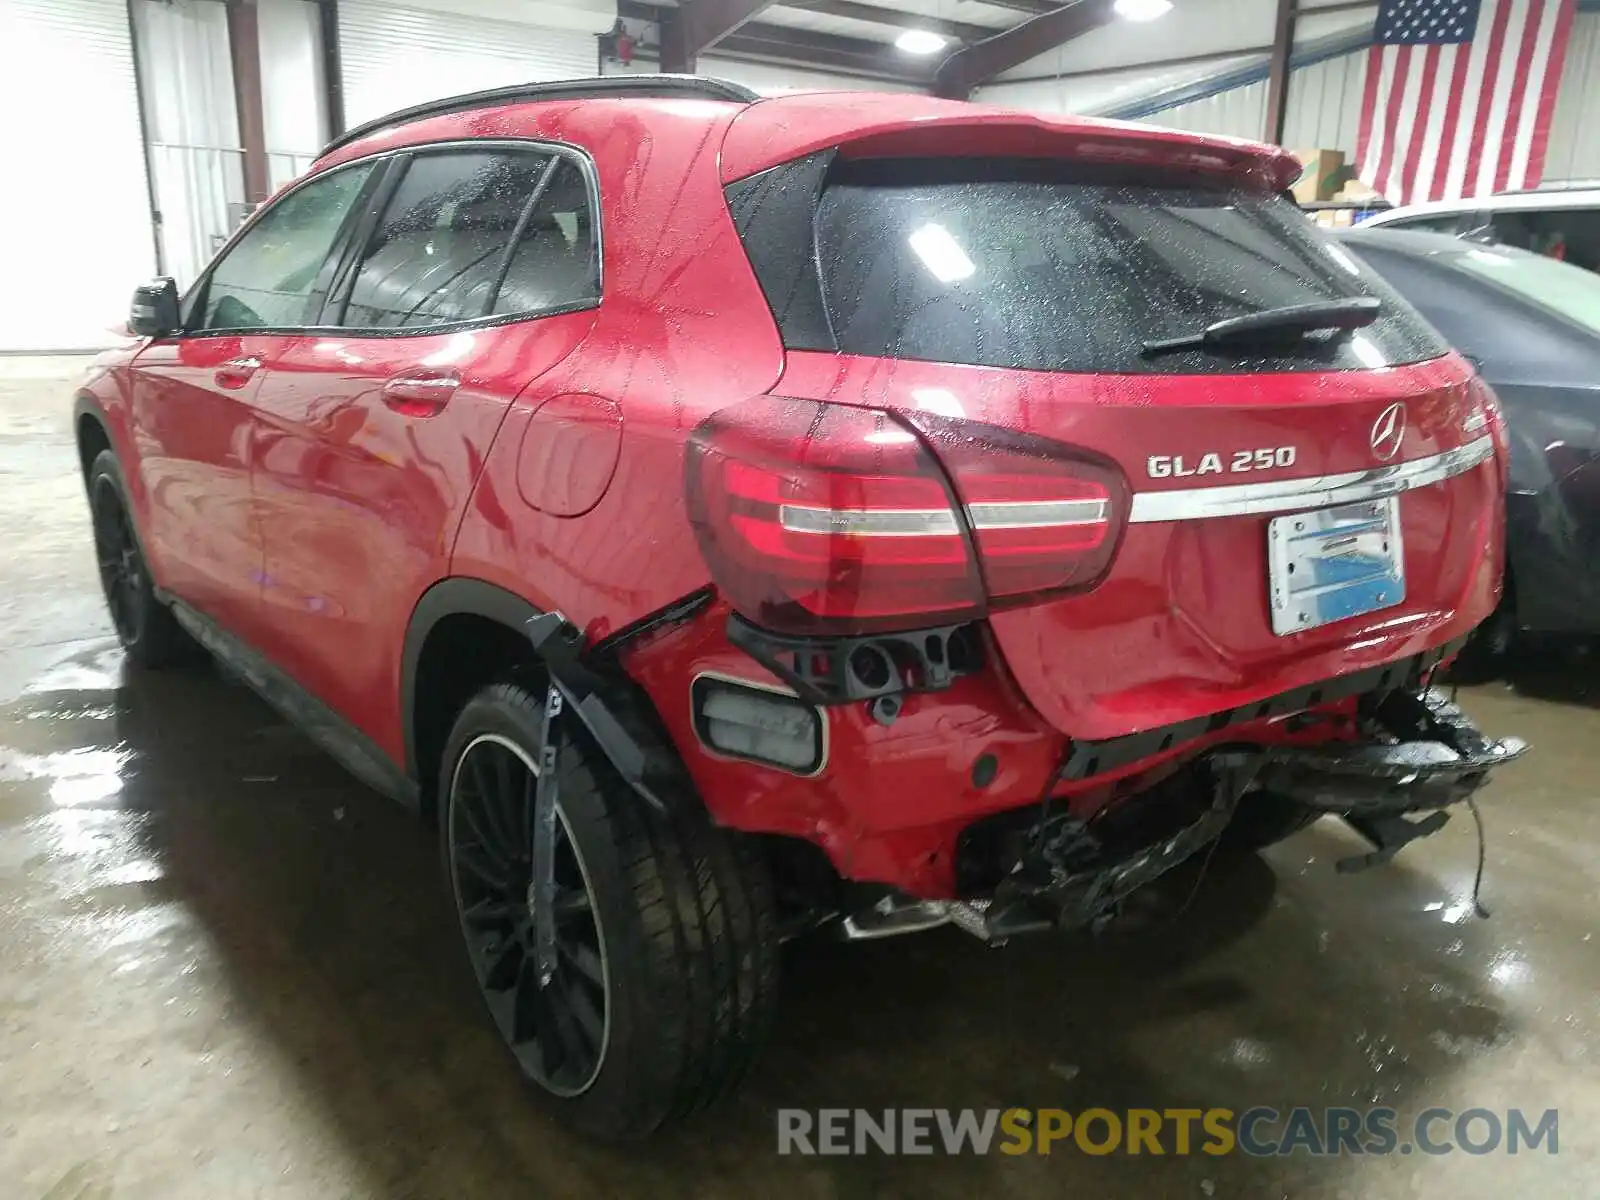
322 75 759 158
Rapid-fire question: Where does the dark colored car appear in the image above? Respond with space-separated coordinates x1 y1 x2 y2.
1339 228 1600 658
75 77 1524 1139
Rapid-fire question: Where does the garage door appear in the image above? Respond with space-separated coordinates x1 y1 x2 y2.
0 0 155 351
339 0 596 128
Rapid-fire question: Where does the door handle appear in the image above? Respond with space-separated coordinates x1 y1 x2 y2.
382 370 461 416
214 356 262 389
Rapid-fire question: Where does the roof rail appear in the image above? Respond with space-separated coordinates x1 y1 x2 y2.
322 75 760 157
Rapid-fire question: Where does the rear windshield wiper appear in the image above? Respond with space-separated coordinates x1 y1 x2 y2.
1141 297 1382 356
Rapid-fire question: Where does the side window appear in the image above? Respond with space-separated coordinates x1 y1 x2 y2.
196 164 373 331
1490 207 1599 272
492 158 600 316
341 150 552 328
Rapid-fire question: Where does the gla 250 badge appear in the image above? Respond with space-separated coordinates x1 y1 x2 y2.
1147 446 1298 479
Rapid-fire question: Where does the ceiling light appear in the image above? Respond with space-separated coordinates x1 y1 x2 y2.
895 29 947 54
1113 0 1173 20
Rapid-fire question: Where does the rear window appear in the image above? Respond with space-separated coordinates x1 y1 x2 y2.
734 156 1448 374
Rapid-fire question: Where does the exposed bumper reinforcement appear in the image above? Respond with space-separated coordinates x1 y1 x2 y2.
969 687 1525 941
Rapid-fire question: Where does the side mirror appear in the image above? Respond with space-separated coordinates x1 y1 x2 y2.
129 277 181 338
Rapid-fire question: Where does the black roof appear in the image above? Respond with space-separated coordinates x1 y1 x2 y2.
322 75 760 158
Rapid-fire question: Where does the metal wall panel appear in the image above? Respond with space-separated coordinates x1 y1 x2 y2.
1546 10 1600 182
1282 50 1370 153
339 0 595 127
0 0 154 350
1137 78 1269 139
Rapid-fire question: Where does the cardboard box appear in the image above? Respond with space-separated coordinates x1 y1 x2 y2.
1332 178 1383 204
1291 148 1346 204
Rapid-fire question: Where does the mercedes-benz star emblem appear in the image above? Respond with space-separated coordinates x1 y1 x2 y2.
1370 402 1406 462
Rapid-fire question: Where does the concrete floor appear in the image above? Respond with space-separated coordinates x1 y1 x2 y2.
2 358 1597 1200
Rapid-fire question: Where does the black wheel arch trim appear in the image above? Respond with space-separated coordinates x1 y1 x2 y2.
402 579 714 814
401 577 549 782
72 394 115 471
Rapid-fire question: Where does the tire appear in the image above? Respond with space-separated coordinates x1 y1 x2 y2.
1218 788 1322 853
87 450 197 669
439 681 779 1139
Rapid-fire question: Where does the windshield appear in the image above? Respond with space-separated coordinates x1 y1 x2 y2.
811 158 1448 375
1453 245 1600 335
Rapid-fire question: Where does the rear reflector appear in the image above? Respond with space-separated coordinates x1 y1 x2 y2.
686 397 1129 634
691 675 825 774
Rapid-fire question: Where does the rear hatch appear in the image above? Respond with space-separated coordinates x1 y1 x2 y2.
714 105 1504 742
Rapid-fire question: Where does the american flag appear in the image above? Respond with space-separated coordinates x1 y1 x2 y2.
1355 0 1576 206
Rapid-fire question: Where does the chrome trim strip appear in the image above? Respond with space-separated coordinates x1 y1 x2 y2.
779 505 959 537
1129 435 1494 524
966 499 1108 529
779 499 1108 537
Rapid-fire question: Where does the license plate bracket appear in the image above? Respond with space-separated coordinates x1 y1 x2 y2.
1267 497 1404 636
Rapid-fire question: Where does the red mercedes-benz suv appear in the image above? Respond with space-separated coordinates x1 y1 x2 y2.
76 77 1524 1138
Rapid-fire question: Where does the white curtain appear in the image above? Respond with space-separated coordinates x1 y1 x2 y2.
259 0 328 192
133 0 244 288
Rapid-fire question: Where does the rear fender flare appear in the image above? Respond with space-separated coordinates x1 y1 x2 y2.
400 577 545 780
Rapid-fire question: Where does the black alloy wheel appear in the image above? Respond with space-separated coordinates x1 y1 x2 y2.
91 473 144 644
446 732 609 1097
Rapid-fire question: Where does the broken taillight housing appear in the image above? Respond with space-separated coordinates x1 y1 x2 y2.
684 397 1128 634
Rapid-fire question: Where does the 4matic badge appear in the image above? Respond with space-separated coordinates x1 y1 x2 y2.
1146 446 1298 479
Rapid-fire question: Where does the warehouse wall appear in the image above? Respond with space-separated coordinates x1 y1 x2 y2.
698 56 921 93
978 55 1259 117
339 0 598 126
259 0 328 189
1547 8 1600 180
0 0 154 351
1032 3 1600 189
977 0 1372 119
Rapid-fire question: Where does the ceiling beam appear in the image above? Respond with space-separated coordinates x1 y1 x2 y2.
657 0 781 70
624 1 935 83
1263 0 1296 144
782 0 998 44
964 0 1064 15
933 0 1117 99
717 22 936 82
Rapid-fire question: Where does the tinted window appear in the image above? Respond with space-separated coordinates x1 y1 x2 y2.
196 164 373 331
812 158 1447 374
492 159 600 316
342 150 552 328
1488 207 1600 273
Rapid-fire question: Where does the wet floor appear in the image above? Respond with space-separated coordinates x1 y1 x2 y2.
3 359 1598 1199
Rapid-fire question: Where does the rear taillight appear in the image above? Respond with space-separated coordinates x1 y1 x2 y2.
903 410 1127 601
685 397 1128 634
1469 376 1510 491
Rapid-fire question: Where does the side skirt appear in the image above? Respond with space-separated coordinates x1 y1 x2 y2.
167 598 420 811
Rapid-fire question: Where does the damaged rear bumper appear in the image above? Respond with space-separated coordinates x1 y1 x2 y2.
965 687 1526 943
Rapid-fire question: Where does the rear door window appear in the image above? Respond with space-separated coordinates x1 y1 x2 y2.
336 147 599 330
491 158 600 316
809 158 1447 374
341 150 548 328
